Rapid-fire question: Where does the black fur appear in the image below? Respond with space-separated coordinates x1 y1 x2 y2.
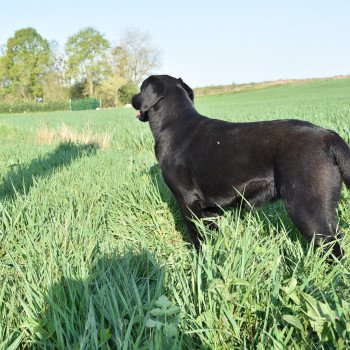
132 75 350 258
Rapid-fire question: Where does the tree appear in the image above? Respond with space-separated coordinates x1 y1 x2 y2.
112 28 162 85
1 28 52 100
42 71 69 101
42 41 68 100
65 27 110 98
95 75 125 107
117 82 139 105
0 54 8 99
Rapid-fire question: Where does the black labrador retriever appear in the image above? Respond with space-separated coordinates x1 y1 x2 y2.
132 75 350 258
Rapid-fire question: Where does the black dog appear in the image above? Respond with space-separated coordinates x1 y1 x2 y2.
132 75 350 258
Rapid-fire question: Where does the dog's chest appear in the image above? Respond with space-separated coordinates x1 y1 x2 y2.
154 139 169 162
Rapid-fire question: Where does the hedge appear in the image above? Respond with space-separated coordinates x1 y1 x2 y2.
0 100 70 114
71 98 100 111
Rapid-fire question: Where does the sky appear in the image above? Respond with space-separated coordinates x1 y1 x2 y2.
1 0 349 87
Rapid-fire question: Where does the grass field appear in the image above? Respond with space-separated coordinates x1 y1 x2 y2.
0 78 350 349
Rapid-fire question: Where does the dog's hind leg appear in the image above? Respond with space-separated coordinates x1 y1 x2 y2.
277 151 344 259
282 186 343 259
287 203 342 258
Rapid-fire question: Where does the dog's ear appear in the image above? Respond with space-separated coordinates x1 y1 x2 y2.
178 78 194 102
138 76 165 112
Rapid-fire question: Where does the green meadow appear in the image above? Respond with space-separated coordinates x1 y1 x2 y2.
0 78 350 349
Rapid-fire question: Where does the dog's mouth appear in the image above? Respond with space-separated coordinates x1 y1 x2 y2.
136 110 149 122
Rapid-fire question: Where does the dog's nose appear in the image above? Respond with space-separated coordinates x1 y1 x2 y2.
131 94 139 109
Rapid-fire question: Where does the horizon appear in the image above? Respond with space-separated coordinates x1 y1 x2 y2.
193 74 350 89
1 0 349 87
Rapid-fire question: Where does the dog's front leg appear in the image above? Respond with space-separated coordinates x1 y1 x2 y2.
162 171 206 249
181 208 202 250
177 198 205 250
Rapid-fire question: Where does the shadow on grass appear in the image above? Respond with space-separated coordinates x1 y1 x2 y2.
0 141 98 200
31 249 197 349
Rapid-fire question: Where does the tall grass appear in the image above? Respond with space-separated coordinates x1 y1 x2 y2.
0 78 349 349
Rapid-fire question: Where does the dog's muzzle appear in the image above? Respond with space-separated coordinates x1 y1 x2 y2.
136 110 149 122
132 94 149 122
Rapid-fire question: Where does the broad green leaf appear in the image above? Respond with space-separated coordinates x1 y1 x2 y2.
155 295 172 309
163 323 178 337
283 314 304 331
146 318 163 330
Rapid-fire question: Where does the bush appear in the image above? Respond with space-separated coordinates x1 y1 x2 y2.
118 83 139 105
0 100 70 114
70 98 100 111
69 82 85 99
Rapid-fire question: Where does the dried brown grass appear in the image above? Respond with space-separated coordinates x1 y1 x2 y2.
36 123 113 150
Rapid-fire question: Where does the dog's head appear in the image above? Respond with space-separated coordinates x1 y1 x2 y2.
132 75 194 122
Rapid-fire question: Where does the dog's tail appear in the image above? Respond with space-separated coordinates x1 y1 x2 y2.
331 133 350 188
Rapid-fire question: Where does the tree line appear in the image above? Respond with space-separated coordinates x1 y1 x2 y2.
0 27 161 107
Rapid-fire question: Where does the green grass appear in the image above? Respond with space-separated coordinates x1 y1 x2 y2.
0 78 350 349
193 76 350 97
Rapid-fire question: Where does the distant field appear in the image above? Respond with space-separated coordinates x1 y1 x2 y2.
193 75 350 97
0 78 349 349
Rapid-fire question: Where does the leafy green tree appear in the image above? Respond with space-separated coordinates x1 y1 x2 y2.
96 75 125 107
69 81 85 99
65 27 110 98
1 28 52 100
42 71 69 101
117 82 139 105
109 46 130 82
42 41 68 101
0 54 8 99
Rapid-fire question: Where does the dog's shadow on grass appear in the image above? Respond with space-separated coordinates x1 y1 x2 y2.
0 141 98 200
32 249 197 349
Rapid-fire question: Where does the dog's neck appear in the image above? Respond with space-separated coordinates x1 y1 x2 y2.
148 95 200 162
149 95 197 135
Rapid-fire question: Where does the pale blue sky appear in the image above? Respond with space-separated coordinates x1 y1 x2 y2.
1 0 349 87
